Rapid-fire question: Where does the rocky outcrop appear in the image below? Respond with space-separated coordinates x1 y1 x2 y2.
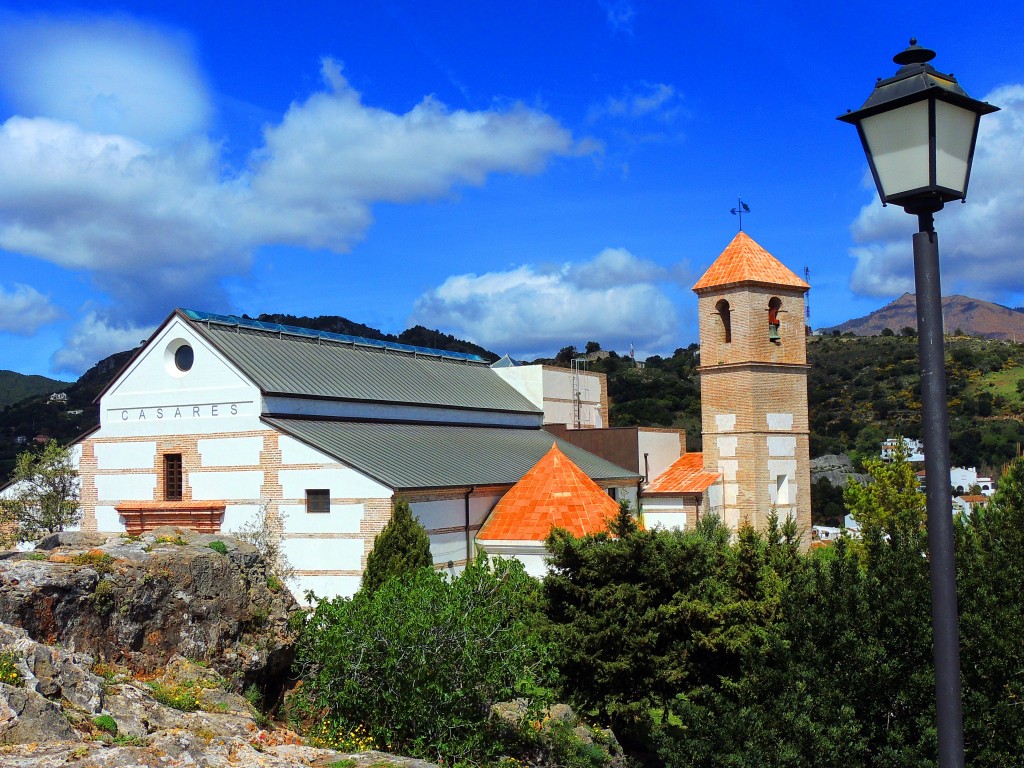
0 622 440 767
0 528 299 696
811 454 870 489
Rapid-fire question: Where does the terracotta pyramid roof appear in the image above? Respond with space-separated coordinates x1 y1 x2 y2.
477 443 620 542
692 232 809 293
645 452 721 494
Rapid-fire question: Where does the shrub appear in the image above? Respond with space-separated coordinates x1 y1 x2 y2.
292 555 548 763
92 715 118 735
207 540 228 555
91 580 115 615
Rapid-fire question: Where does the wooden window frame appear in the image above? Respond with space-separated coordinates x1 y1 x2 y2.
164 453 183 501
306 489 331 514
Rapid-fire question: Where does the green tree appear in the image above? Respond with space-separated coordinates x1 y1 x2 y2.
360 499 432 596
843 448 925 530
954 458 1024 765
0 441 80 543
292 556 548 763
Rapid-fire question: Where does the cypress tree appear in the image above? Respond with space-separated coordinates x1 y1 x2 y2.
360 499 432 595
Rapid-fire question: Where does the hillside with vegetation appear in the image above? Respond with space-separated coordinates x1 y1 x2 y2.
0 370 70 407
822 292 1024 340
567 334 1024 473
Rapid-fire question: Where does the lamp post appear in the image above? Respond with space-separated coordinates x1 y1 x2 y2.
839 40 998 768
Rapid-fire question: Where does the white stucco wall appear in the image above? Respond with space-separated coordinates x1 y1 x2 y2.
99 317 263 438
637 430 684 483
491 366 545 408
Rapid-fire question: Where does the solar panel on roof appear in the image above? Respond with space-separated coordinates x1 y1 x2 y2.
182 308 486 363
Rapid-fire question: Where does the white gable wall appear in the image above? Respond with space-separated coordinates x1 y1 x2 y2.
79 318 397 603
100 317 262 438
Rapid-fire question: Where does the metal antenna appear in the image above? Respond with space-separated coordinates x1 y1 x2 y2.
730 197 750 231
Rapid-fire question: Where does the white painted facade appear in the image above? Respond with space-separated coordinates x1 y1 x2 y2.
73 311 637 603
493 365 606 429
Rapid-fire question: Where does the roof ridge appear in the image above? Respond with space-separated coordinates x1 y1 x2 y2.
181 308 488 365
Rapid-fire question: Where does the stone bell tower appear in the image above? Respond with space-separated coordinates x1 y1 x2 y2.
692 231 811 534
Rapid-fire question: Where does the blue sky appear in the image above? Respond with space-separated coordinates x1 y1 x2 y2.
0 1 1022 379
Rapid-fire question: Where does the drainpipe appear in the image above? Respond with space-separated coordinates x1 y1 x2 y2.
464 487 474 564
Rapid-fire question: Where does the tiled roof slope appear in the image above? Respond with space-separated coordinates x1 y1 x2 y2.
692 232 810 293
645 452 721 494
477 443 621 542
263 419 639 491
188 316 540 414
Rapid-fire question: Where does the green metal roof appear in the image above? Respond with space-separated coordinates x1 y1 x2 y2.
187 314 540 414
262 418 640 490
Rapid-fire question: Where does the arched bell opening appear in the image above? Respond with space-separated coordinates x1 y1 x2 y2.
768 297 782 343
716 299 732 344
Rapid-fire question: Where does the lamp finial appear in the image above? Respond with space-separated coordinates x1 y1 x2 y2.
893 39 936 66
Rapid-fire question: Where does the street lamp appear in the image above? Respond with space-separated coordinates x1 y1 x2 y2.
839 40 999 768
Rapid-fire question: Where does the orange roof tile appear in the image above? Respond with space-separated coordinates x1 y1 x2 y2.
692 232 809 293
477 443 620 542
645 452 721 494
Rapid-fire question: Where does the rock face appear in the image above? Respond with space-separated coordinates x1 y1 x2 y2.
0 621 437 767
0 528 299 696
810 454 870 489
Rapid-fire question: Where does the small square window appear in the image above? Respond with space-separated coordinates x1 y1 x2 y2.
306 489 330 514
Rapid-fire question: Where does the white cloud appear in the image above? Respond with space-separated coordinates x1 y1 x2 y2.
410 249 678 358
599 0 635 34
589 82 682 124
0 117 250 322
246 59 583 251
0 16 210 146
0 283 62 334
567 247 668 288
849 84 1024 303
0 24 589 371
50 311 153 375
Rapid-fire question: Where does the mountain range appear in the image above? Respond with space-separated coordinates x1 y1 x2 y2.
822 293 1024 340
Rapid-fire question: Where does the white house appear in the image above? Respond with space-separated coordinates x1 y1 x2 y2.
881 437 925 463
75 309 639 601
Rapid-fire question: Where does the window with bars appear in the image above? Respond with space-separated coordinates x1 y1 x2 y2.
306 489 330 514
164 453 183 501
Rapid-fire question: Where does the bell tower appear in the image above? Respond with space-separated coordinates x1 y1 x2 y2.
692 232 811 534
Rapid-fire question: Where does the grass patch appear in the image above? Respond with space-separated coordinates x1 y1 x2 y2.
208 540 228 555
92 715 117 735
73 550 114 573
965 365 1024 401
147 681 200 712
113 734 146 747
24 551 48 561
0 651 24 687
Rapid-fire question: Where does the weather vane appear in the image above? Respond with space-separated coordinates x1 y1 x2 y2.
730 197 750 231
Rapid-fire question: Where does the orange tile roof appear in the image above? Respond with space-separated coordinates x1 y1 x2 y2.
477 443 621 542
645 452 721 494
692 232 810 293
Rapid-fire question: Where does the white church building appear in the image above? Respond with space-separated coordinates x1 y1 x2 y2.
74 309 639 600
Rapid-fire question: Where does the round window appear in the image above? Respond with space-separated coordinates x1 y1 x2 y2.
174 344 194 372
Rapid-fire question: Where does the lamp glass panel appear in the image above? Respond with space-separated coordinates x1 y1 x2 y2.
860 100 930 198
934 100 978 195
